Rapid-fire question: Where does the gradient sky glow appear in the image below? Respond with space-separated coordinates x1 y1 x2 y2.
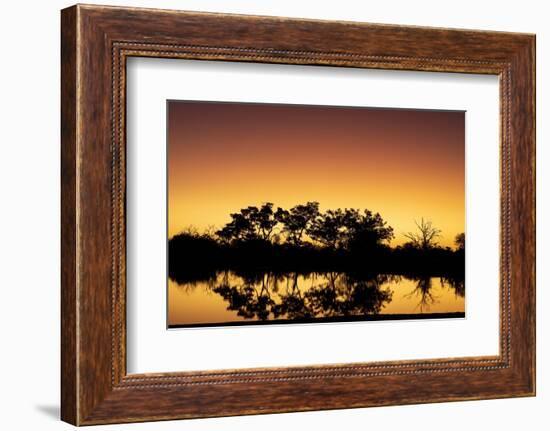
168 101 465 247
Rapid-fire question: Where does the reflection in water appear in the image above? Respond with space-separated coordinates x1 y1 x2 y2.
168 271 465 327
214 272 394 321
405 276 436 313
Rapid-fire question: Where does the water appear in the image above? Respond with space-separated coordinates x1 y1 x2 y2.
168 271 464 327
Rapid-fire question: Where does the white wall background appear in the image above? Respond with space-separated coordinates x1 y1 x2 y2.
0 1 546 429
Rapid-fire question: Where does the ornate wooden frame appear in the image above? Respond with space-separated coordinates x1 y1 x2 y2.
61 4 535 425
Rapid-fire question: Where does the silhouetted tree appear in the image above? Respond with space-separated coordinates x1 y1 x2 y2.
306 208 393 252
216 203 278 243
455 232 465 251
307 209 346 249
404 218 442 250
276 201 319 246
342 209 394 252
215 211 253 243
168 231 220 283
255 202 280 240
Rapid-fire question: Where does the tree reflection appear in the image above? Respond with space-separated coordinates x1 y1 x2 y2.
212 272 394 321
403 275 465 312
441 275 465 298
405 276 437 312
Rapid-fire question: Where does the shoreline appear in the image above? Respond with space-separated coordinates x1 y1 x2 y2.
168 311 465 329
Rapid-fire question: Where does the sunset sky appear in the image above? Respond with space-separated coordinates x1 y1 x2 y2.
167 101 464 247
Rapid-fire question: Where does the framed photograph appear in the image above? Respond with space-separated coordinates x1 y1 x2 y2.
61 4 535 425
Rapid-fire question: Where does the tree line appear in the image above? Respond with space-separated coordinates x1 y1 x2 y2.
168 201 465 284
215 202 396 251
197 201 463 252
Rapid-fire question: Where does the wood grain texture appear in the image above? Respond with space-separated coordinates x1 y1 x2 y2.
60 4 536 425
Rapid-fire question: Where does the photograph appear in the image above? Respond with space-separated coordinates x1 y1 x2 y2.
167 101 466 328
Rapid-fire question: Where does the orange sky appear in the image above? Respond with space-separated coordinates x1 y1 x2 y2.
168 101 464 247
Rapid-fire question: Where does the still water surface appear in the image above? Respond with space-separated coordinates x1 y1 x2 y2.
168 271 465 327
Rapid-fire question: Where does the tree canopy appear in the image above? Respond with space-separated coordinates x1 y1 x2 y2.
216 202 280 242
215 202 395 251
